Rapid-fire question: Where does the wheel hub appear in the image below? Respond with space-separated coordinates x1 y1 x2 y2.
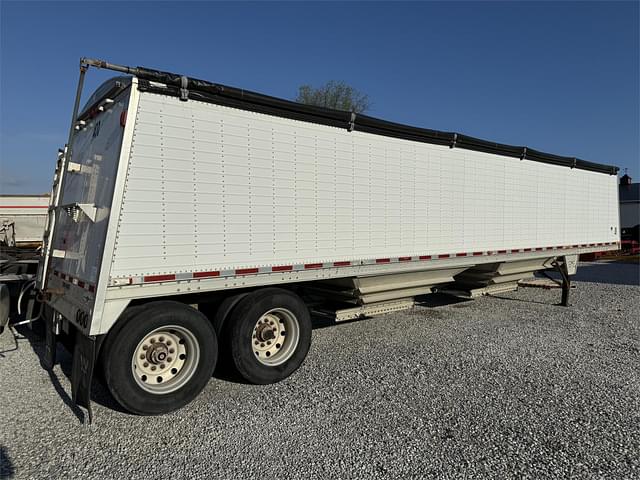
251 309 300 366
147 342 169 364
132 327 200 394
255 322 276 342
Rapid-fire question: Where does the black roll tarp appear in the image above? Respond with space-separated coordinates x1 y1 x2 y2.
131 66 617 175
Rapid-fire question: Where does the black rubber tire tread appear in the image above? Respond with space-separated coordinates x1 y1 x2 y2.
102 301 217 415
211 292 249 335
98 304 146 373
210 292 248 375
227 288 311 384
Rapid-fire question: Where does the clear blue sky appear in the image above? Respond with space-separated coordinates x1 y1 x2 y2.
1 1 638 194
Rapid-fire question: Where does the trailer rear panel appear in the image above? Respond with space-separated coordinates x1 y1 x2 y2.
45 80 133 330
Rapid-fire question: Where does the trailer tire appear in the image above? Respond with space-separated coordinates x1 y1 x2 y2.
227 288 311 384
206 292 248 374
102 301 217 415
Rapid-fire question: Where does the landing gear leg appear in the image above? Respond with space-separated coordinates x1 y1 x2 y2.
553 259 571 307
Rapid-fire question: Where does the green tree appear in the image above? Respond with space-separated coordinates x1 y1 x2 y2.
295 80 371 113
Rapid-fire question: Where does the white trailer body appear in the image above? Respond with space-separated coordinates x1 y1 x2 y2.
44 76 620 337
37 59 620 417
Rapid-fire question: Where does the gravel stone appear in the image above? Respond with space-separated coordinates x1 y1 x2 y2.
0 261 638 479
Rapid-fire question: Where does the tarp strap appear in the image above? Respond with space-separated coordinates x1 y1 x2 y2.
180 76 189 102
348 111 356 132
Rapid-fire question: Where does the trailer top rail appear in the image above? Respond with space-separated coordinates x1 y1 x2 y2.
79 57 618 176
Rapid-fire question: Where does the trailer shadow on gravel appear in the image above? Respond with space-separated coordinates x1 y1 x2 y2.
11 325 127 418
0 446 15 479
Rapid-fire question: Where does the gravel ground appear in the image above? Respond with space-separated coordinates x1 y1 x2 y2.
1 261 638 479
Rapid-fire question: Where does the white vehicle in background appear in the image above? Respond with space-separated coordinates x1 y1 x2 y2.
21 58 622 421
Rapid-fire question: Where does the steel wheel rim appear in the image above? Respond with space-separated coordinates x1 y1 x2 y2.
131 325 200 394
252 308 300 366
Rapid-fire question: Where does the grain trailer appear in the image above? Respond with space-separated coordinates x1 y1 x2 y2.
34 58 620 420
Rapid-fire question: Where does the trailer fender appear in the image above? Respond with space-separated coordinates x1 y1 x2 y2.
93 298 131 336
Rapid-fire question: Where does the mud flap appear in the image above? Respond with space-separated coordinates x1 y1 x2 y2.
71 331 97 424
0 284 9 335
42 313 57 370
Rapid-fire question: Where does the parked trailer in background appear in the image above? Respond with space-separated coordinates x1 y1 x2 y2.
0 194 50 334
34 58 620 420
0 194 49 247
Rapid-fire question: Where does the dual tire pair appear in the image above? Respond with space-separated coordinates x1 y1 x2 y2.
101 288 311 415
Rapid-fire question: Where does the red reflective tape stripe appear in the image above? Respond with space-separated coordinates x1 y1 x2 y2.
193 271 220 278
472 252 483 256
88 285 96 293
333 261 351 267
144 274 176 282
272 265 293 272
0 205 48 209
512 249 521 253
235 268 259 275
398 257 412 261
77 281 85 288
304 263 323 269
524 248 532 252
438 254 450 259
498 250 507 254
455 252 467 257
376 258 391 264
419 255 431 260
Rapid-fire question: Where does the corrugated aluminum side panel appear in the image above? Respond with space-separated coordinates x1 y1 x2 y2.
110 92 619 278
